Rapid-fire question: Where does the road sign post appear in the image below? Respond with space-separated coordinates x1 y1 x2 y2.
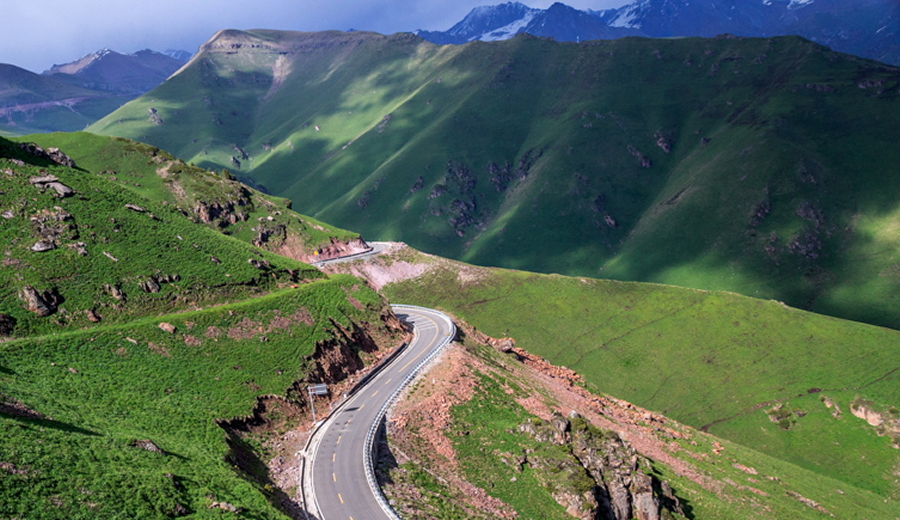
307 383 328 422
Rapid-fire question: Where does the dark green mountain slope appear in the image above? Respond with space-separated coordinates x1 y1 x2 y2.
90 30 900 329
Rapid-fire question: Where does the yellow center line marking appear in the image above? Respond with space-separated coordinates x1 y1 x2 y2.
359 404 365 410
332 453 336 462
401 315 441 370
333 473 337 482
372 390 379 397
402 351 424 370
339 493 344 504
336 435 342 444
385 378 392 385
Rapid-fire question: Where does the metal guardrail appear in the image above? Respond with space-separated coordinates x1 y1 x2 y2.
362 305 456 520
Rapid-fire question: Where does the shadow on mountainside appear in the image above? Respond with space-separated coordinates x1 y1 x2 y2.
0 411 100 437
222 430 320 519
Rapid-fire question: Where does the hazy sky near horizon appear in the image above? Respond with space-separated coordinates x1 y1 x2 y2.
2 0 630 73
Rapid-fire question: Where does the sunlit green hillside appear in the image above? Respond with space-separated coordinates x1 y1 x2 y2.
379 247 900 510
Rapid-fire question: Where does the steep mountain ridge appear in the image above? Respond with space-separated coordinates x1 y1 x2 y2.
90 29 900 331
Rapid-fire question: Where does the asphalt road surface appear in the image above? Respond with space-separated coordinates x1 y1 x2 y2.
307 305 455 520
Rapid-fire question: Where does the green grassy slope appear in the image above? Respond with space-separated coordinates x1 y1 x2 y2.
0 133 403 518
380 250 900 503
0 135 322 337
89 30 900 330
406 342 900 519
19 132 363 260
1 275 394 519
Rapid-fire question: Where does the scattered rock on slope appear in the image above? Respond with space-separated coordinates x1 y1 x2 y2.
20 286 63 317
19 143 77 167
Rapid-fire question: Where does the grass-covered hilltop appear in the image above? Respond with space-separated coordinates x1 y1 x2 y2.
0 134 406 518
89 29 900 330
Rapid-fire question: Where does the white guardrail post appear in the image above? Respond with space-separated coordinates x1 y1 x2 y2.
363 305 456 520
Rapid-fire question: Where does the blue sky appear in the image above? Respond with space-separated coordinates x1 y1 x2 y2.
2 0 630 73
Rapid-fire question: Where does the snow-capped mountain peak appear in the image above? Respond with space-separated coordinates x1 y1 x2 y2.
447 1 539 39
475 10 538 41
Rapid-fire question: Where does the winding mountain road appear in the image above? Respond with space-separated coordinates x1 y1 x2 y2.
312 241 392 267
305 305 455 520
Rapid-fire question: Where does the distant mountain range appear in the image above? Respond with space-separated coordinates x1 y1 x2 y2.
0 48 190 135
44 48 190 94
417 0 899 65
415 2 639 44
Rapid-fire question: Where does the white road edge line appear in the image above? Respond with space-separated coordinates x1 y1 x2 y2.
361 305 456 520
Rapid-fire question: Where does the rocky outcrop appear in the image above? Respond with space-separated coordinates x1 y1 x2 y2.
220 306 408 435
19 143 77 167
148 107 163 126
139 274 181 293
248 258 271 270
519 412 684 520
104 283 127 301
129 439 166 454
31 240 55 252
29 174 75 198
193 190 252 227
158 322 177 334
654 131 672 154
20 286 63 317
302 319 381 385
822 396 842 418
627 145 652 168
30 207 78 246
253 222 287 248
850 399 900 447
461 322 516 353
